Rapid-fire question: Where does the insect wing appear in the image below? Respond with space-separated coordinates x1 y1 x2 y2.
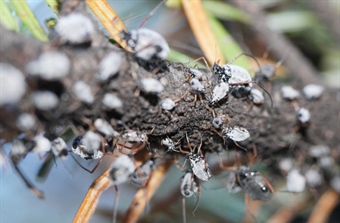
211 82 229 104
227 65 252 84
189 154 212 182
224 126 250 142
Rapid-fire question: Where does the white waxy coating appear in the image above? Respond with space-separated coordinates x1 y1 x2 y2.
102 93 123 109
11 140 27 156
161 137 176 151
160 98 176 110
129 28 170 60
223 126 250 142
32 91 59 110
180 172 198 197
309 145 330 158
139 78 164 94
212 116 223 129
318 156 334 168
279 158 294 172
94 118 116 137
97 51 122 82
73 81 94 104
32 135 52 157
211 82 230 104
131 159 154 185
82 131 103 159
286 169 306 192
330 176 340 193
249 88 264 104
303 84 324 100
51 137 67 159
0 63 26 105
189 153 212 182
109 155 135 185
190 78 205 92
26 51 70 80
55 13 94 44
16 113 37 131
305 169 322 187
281 85 300 100
297 107 310 124
226 64 252 85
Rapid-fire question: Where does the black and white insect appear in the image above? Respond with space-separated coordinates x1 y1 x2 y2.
120 28 170 60
180 135 212 182
234 166 273 201
131 158 155 185
51 137 68 160
72 131 104 160
248 88 265 105
109 154 137 223
212 116 223 129
296 107 311 126
303 84 324 100
180 171 200 223
10 139 44 199
210 82 230 105
161 137 180 152
222 126 250 145
281 85 300 101
286 169 306 192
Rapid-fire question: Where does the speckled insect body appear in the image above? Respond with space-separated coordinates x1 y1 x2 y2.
180 171 199 198
222 126 250 142
131 159 155 185
120 28 170 60
236 166 272 201
109 155 136 185
188 153 212 182
210 82 230 105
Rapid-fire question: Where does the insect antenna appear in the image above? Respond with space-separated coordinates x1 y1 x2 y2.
138 0 167 28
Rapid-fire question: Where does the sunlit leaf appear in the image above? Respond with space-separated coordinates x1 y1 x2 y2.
0 0 19 32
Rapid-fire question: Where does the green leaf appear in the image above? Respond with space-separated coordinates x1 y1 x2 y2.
207 14 251 71
10 0 48 41
0 0 19 32
203 0 249 24
45 0 60 16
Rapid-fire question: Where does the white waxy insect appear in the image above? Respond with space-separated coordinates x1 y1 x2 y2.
212 116 223 129
72 81 94 104
180 171 198 198
102 93 123 109
32 91 59 110
308 145 330 158
72 131 103 160
51 137 68 159
94 118 117 137
131 159 155 185
278 158 294 173
139 78 164 94
249 88 264 105
109 155 136 185
97 51 122 82
26 51 70 80
222 126 250 142
160 98 176 110
210 82 230 104
227 64 252 86
121 28 170 60
188 153 212 182
55 12 94 44
305 169 322 187
122 131 147 143
303 84 324 100
0 63 26 106
297 107 311 124
189 78 205 93
32 135 52 157
286 169 306 192
281 85 300 101
16 113 37 132
330 175 340 193
11 139 27 157
318 156 335 168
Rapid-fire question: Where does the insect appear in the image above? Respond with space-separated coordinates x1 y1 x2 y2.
222 126 250 150
9 139 44 199
296 107 311 126
180 134 212 182
108 154 137 223
131 158 155 186
180 171 200 223
248 88 265 106
286 169 306 192
281 85 300 101
303 84 324 100
210 82 230 105
212 116 223 129
161 137 180 152
120 28 170 61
